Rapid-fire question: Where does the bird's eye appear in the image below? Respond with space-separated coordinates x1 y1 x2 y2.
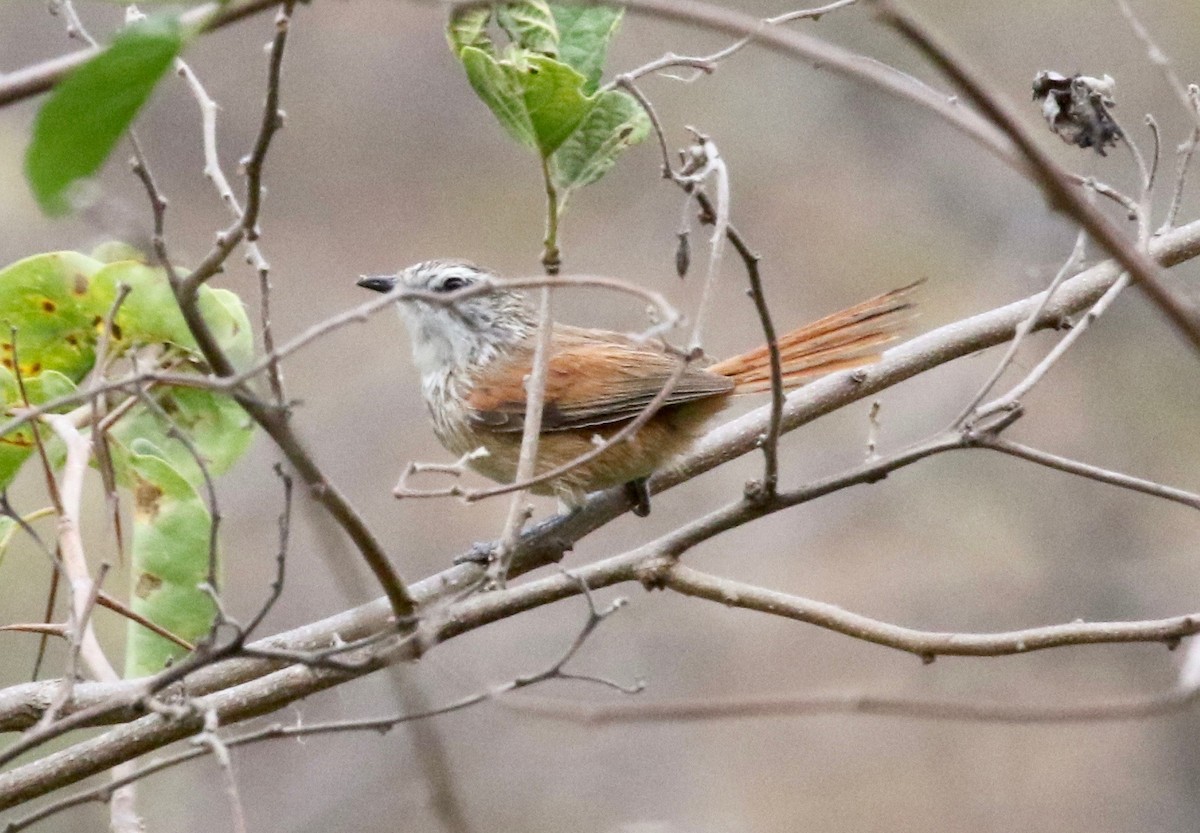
437 276 470 293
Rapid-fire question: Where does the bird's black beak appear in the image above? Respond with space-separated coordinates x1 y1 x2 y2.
357 274 397 293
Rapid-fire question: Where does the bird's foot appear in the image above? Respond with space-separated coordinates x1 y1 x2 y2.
454 541 495 566
624 478 651 517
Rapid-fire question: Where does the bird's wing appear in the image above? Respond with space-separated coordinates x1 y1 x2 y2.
466 326 733 433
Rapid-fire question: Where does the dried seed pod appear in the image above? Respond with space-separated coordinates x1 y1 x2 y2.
1032 71 1122 156
675 230 690 278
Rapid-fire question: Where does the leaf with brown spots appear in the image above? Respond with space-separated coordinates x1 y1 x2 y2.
0 251 105 379
119 439 216 678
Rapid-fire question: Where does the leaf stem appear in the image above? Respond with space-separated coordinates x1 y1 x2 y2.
541 155 561 274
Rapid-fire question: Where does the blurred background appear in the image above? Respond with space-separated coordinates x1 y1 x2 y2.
3 1 1200 830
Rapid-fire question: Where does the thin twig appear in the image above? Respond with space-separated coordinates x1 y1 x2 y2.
768 0 859 24
41 416 120 684
1160 86 1200 233
601 0 860 92
398 352 697 502
0 0 284 109
953 227 1088 426
978 438 1200 510
973 271 1130 421
864 400 881 461
85 282 134 567
678 131 729 352
491 282 553 583
869 0 1200 353
126 365 222 591
693 191 784 496
193 711 248 833
47 0 96 47
507 686 1199 726
1112 0 1200 127
240 465 292 638
171 55 285 406
491 155 564 583
170 52 270 275
126 3 418 620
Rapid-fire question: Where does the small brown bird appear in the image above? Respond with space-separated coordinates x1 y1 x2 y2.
359 261 916 514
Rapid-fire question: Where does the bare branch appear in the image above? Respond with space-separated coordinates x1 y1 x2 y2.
492 157 564 583
767 0 859 24
0 0 284 109
505 686 1199 726
978 438 1200 511
1112 0 1200 129
953 226 1088 426
492 284 554 583
973 271 1129 422
192 711 248 833
1 581 636 825
869 0 1200 352
41 416 119 686
1161 86 1200 232
659 563 1200 660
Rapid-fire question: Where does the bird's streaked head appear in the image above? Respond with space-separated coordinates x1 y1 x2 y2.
357 260 534 376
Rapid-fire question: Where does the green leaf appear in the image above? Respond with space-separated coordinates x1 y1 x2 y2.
0 251 256 491
519 53 593 156
22 369 79 404
85 263 255 489
0 251 107 380
25 15 184 216
122 439 216 678
460 46 537 149
460 48 593 157
447 7 493 55
199 287 254 369
88 260 255 368
108 387 252 490
90 261 194 351
450 2 637 183
0 250 102 490
0 249 256 677
551 5 623 94
0 250 111 490
552 89 649 197
496 1 558 56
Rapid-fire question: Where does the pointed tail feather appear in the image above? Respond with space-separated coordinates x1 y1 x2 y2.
708 281 921 394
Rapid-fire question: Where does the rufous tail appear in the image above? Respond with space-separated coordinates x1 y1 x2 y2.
708 281 921 394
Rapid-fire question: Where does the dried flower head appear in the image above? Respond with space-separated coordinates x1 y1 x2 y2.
1032 71 1123 156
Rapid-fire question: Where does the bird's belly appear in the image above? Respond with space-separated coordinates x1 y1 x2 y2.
433 398 727 502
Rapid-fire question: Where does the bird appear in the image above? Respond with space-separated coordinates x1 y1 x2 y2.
358 260 917 515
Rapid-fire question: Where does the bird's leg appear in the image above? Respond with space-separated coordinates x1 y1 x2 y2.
624 478 651 517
